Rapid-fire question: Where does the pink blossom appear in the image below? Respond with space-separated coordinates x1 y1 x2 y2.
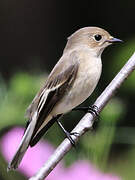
0 127 64 179
58 161 121 180
0 127 121 180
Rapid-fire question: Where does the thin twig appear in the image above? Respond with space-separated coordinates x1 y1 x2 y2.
29 52 135 180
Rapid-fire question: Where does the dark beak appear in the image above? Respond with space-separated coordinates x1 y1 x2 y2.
106 37 123 43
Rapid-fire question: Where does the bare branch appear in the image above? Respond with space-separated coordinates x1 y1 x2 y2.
29 52 135 180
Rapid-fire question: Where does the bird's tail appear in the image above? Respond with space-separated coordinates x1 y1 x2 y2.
7 112 37 171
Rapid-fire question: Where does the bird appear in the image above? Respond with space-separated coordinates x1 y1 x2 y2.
8 27 122 170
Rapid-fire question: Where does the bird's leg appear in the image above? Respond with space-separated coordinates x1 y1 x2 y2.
56 119 78 146
73 105 99 116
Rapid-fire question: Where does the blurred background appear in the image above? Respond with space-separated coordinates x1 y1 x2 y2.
0 0 135 179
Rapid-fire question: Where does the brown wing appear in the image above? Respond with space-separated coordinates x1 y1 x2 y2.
8 51 79 170
26 51 78 120
25 52 79 146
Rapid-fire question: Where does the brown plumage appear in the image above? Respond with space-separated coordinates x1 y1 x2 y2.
8 27 122 170
29 62 79 146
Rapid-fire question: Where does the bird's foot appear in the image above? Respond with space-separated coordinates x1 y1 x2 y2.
87 105 99 116
56 119 79 146
73 105 99 117
64 131 79 146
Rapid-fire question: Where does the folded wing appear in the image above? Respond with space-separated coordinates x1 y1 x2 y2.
8 51 79 170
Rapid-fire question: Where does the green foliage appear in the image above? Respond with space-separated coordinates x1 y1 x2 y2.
0 72 42 129
109 38 135 94
0 38 135 180
80 99 125 169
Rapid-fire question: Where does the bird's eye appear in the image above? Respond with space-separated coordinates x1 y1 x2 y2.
94 34 102 41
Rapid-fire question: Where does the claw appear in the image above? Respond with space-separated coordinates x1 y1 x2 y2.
56 119 79 146
70 132 79 137
72 105 99 117
87 105 99 116
65 132 76 146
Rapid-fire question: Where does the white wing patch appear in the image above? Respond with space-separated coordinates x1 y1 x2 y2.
37 83 64 114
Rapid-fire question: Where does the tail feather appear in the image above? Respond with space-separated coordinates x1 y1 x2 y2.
7 112 37 171
30 114 62 147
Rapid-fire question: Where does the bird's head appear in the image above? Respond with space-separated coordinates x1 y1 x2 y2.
65 27 122 57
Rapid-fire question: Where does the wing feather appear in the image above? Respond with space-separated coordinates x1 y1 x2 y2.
25 51 79 145
8 50 79 170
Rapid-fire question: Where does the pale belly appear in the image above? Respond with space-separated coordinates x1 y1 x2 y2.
52 57 102 115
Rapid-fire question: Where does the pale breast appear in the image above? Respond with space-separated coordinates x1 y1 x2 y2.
52 50 102 115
